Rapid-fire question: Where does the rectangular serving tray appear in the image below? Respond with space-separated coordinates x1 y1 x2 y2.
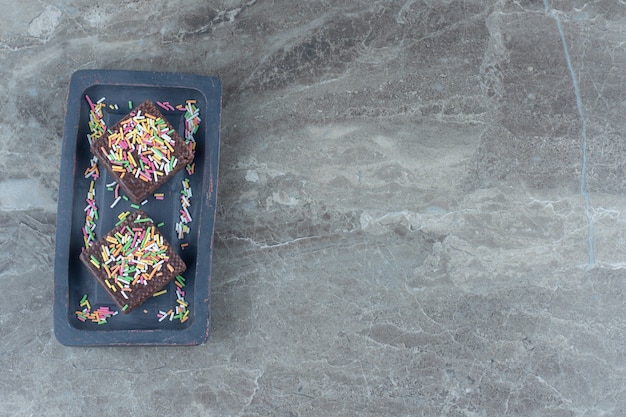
54 69 221 346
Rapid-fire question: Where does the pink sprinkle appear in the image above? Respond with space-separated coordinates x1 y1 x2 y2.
156 101 169 111
85 95 95 110
86 199 97 210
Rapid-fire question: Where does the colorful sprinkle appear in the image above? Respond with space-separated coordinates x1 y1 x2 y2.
94 213 174 302
103 107 180 186
84 156 100 180
115 211 130 226
75 294 118 324
157 274 190 323
175 178 193 239
82 178 98 249
82 95 107 250
183 101 200 151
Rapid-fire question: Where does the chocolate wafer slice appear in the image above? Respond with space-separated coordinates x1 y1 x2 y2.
91 100 194 203
79 210 186 313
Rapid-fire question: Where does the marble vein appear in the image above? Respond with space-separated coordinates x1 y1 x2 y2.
544 0 595 271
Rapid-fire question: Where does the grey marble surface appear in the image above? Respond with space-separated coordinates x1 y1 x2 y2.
1 0 625 415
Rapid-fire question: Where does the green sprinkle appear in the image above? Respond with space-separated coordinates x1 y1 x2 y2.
128 100 133 109
141 228 151 247
134 217 151 223
90 255 100 267
130 203 140 209
80 294 88 304
157 222 165 227
122 195 129 201
117 276 132 284
176 275 185 285
122 304 129 311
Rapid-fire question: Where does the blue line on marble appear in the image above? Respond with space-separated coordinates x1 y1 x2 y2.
544 0 595 271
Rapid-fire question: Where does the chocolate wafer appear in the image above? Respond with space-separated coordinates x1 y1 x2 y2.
91 100 194 203
79 210 186 313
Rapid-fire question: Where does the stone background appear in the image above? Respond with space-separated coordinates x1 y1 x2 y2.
1 1 625 415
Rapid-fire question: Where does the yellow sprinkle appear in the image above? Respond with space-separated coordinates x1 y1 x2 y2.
152 289 167 297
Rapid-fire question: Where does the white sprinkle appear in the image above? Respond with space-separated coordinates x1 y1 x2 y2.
183 206 192 222
110 196 122 208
